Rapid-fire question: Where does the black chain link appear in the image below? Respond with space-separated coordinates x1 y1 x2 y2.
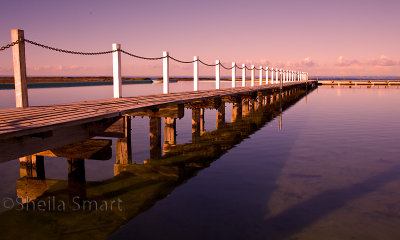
236 64 244 70
245 65 253 71
120 50 165 60
198 59 218 67
0 40 20 51
220 63 235 70
25 39 116 55
169 55 196 63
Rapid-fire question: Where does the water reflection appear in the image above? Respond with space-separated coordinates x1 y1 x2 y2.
0 85 315 239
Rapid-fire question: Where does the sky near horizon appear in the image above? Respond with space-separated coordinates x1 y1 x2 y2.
0 0 399 77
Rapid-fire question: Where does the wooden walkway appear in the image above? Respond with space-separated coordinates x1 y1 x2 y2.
0 81 312 141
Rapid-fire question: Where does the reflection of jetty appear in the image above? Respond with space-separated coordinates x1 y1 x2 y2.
0 85 317 240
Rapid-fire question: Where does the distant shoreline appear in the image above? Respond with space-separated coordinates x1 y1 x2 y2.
0 76 230 84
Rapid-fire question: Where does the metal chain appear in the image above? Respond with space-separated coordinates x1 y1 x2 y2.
169 55 196 64
245 65 253 71
220 63 235 70
25 39 116 55
198 59 218 67
120 50 165 60
0 40 19 51
236 64 244 70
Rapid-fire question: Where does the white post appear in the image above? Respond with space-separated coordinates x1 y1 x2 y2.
194 56 199 91
259 67 262 85
232 62 236 88
282 70 285 83
286 70 289 82
271 68 274 84
216 60 220 89
242 64 246 87
266 67 269 85
251 65 255 86
11 29 28 107
275 69 279 84
112 43 122 98
163 51 169 94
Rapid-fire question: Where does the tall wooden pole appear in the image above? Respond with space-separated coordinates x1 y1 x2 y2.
112 43 122 98
215 60 220 89
232 62 236 88
242 64 246 87
11 29 28 108
163 51 169 94
194 56 199 91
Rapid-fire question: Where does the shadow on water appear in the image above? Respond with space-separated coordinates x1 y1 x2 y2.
259 164 400 240
0 85 316 240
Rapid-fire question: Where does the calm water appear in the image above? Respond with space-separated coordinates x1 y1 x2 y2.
1 83 400 240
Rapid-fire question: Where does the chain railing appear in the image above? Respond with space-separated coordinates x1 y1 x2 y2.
5 29 308 104
0 40 20 51
24 39 116 55
2 38 304 78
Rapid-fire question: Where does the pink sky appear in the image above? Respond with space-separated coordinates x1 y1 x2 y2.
0 0 399 77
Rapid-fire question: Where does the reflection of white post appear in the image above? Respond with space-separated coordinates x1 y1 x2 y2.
251 65 255 86
242 64 246 87
194 56 199 91
232 62 236 88
259 67 262 85
11 29 28 107
216 60 220 89
112 43 122 98
163 51 169 94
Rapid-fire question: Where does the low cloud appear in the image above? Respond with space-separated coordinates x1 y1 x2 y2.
336 56 359 66
299 57 316 67
281 57 316 69
366 55 400 66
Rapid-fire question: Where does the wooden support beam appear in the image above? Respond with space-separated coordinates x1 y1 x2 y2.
149 117 161 159
163 117 176 154
216 102 225 130
68 158 86 202
19 155 45 179
128 104 184 119
36 139 112 160
192 108 201 141
0 118 118 162
232 96 242 122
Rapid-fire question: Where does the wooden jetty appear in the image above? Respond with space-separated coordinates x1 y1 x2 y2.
0 81 316 162
0 29 315 162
